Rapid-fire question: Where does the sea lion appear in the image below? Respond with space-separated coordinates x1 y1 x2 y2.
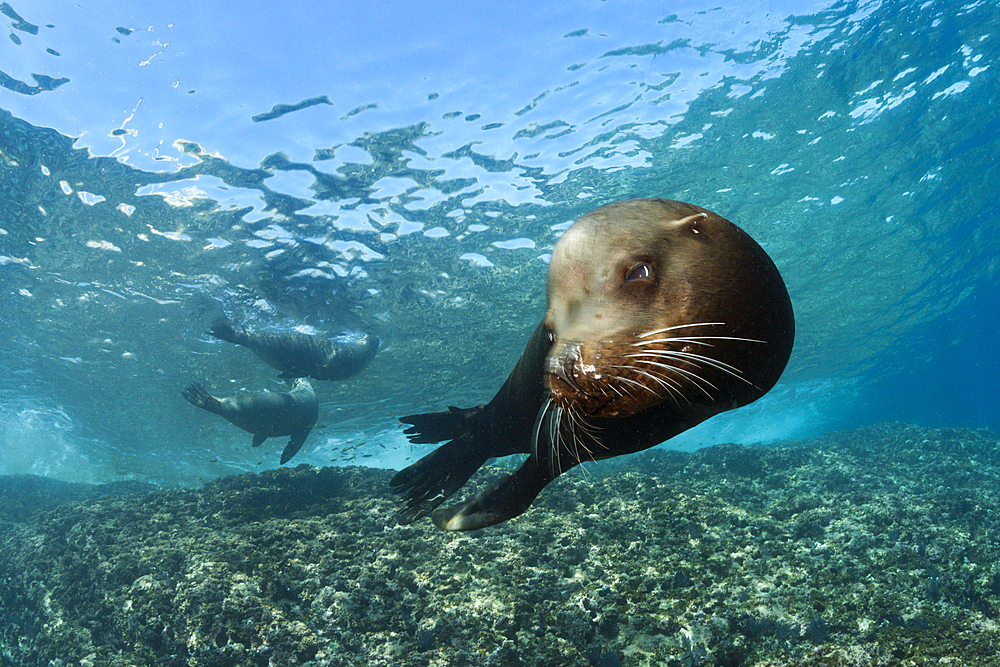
390 198 794 530
209 319 379 381
182 378 319 464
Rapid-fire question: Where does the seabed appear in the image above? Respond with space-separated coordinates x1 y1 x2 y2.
2 422 999 667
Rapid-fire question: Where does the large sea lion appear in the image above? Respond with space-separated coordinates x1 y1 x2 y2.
390 198 794 530
209 319 379 381
182 378 319 464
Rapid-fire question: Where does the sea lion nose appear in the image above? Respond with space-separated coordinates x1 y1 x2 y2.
549 342 584 392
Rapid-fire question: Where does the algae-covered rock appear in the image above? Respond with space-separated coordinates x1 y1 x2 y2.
2 424 1000 666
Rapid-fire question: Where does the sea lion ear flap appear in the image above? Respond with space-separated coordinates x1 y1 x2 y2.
676 212 708 236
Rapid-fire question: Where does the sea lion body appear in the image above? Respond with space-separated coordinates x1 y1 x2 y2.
210 321 379 381
391 198 794 530
182 378 319 464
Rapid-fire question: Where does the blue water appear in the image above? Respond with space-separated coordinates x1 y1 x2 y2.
0 0 997 487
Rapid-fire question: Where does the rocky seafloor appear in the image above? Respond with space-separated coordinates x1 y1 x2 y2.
3 422 1000 667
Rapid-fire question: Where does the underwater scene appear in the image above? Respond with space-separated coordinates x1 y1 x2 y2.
1 0 999 664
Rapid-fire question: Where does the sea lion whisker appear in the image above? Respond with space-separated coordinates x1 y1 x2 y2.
602 374 642 401
628 349 746 377
532 397 555 463
606 382 627 399
567 408 585 466
621 361 717 400
551 405 567 478
609 379 648 406
564 407 576 463
633 338 716 348
567 415 599 480
554 404 571 466
626 356 718 386
613 372 662 393
637 322 726 337
554 405 566 476
540 401 558 478
572 429 596 467
610 370 687 407
554 404 598 472
679 336 766 344
624 351 705 370
565 408 603 468
631 335 766 348
609 363 682 390
573 410 604 442
609 365 691 404
606 368 673 398
668 350 751 378
639 349 759 388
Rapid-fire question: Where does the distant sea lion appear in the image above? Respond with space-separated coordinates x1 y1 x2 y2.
209 319 379 381
391 198 795 530
182 378 319 464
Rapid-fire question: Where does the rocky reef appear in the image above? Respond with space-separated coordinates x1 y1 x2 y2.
2 422 1000 666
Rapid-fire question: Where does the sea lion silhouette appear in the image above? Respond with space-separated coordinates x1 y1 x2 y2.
209 318 379 381
182 377 319 464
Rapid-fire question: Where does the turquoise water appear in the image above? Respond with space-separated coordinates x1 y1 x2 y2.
0 0 997 487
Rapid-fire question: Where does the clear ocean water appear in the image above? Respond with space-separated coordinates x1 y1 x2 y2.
1 0 997 488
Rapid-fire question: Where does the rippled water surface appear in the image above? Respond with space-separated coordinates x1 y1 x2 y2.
1 0 997 486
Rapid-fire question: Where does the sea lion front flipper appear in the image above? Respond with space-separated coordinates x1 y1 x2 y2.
251 433 267 448
390 435 492 524
399 405 484 444
431 458 552 531
280 429 310 465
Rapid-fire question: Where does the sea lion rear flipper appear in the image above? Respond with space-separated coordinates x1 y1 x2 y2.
251 433 267 448
390 435 491 524
181 383 221 414
280 429 310 465
208 317 239 344
431 458 552 531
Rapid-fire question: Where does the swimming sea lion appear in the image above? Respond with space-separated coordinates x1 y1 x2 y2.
182 378 319 464
209 319 379 381
391 198 794 530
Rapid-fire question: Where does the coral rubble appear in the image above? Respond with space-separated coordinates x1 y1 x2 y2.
2 423 1000 666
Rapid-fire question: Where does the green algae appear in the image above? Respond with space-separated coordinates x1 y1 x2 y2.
2 423 1000 666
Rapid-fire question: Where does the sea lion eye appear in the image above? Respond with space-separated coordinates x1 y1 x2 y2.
544 325 555 342
625 263 652 283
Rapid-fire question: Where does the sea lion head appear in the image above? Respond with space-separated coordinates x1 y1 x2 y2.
544 198 794 419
